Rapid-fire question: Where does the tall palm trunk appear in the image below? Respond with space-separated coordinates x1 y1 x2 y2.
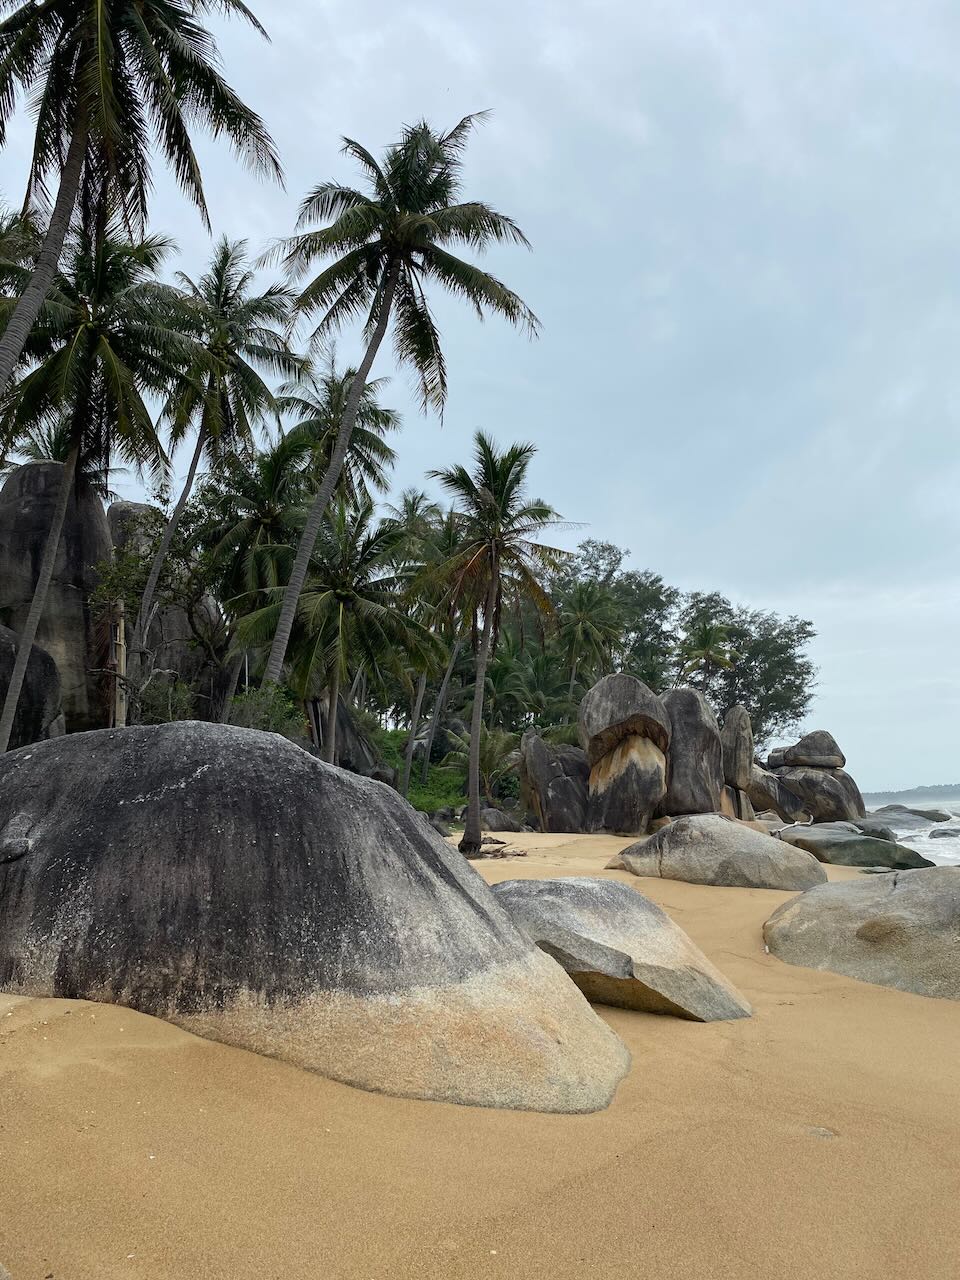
0 117 88 392
400 672 427 799
216 652 244 724
459 573 498 857
127 424 208 715
322 665 342 764
0 444 79 751
421 636 461 783
262 264 400 687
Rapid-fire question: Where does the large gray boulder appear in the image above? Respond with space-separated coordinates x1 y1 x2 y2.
657 688 723 816
783 729 846 769
0 462 112 731
621 814 826 891
579 674 670 835
774 766 866 823
0 723 629 1113
519 732 589 833
719 705 754 790
853 817 899 842
763 868 960 1000
747 764 811 824
777 823 934 871
492 877 751 1021
481 806 525 833
874 803 952 825
0 625 64 749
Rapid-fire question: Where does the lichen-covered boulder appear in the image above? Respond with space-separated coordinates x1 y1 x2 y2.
777 823 933 871
0 723 630 1113
763 868 960 1000
578 673 670 764
492 877 751 1021
783 729 845 769
520 732 589 833
719 705 754 791
747 764 811 824
621 814 826 891
774 766 866 823
657 688 723 817
0 625 64 749
0 462 111 731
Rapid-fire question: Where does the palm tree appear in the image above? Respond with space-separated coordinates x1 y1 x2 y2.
280 357 399 506
0 0 282 394
132 237 301 690
260 112 538 687
442 725 519 807
430 432 564 856
0 227 187 750
236 498 441 763
556 580 623 700
677 621 738 687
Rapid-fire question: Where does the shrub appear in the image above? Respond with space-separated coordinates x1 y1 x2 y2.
229 686 307 741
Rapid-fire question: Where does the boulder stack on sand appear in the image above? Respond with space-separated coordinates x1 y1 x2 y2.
763 728 866 823
621 813 827 891
492 876 752 1021
579 673 670 835
0 722 630 1113
764 868 960 1000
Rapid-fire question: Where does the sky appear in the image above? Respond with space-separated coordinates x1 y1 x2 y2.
3 0 959 789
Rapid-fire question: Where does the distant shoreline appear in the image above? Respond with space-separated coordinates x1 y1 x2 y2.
863 783 960 801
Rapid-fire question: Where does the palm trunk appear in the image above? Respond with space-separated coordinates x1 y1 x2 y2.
322 666 341 764
216 653 244 724
421 636 461 783
459 574 498 857
568 655 578 700
0 116 88 392
0 445 79 751
261 264 400 687
127 424 208 713
400 672 427 799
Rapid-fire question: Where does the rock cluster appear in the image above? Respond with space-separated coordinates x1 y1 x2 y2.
759 729 865 823
520 731 590 832
777 822 933 871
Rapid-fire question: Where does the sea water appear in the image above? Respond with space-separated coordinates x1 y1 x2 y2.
862 791 960 867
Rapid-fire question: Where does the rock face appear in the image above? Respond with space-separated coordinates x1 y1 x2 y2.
520 732 589 833
777 823 934 871
747 765 811 824
0 723 630 1113
763 868 960 1000
318 695 394 784
492 877 752 1022
773 766 866 823
621 814 826 891
481 807 525 833
719 705 754 791
784 729 845 769
579 674 669 835
0 462 112 731
0 625 64 749
657 688 723 816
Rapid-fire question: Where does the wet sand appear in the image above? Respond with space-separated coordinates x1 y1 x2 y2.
2 832 959 1279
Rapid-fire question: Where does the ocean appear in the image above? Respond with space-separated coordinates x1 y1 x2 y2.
861 791 960 867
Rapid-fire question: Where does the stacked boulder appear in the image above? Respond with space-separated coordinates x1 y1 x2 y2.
762 730 865 823
719 705 757 821
656 688 723 817
579 674 670 835
519 731 590 833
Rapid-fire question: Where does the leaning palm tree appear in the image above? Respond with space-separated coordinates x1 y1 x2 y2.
0 0 282 392
131 237 301 687
0 228 190 750
260 112 538 687
430 432 565 857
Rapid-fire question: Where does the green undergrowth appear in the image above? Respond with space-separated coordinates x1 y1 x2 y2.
369 726 466 813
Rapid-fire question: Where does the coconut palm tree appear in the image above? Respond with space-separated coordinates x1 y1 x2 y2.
0 227 190 750
677 620 738 687
260 112 538 687
430 432 565 856
0 0 282 394
556 579 623 700
131 237 301 691
442 725 519 807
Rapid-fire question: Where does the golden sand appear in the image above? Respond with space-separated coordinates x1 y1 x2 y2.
2 832 959 1279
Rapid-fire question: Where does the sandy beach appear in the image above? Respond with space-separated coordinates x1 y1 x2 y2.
2 832 959 1280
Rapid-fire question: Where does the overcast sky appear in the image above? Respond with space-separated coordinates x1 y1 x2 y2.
3 0 959 789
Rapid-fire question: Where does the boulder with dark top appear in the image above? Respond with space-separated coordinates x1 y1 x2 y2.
783 729 846 769
656 688 723 817
874 804 952 824
0 625 64 749
777 823 934 870
481 807 525 833
0 462 112 731
579 674 670 835
719 705 754 791
519 732 589 833
0 723 629 1113
620 814 826 891
763 868 960 1000
747 764 812 824
492 877 752 1022
774 765 866 823
852 818 899 843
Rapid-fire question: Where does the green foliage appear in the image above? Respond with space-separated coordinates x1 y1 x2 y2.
229 686 306 740
369 725 465 813
138 676 195 725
